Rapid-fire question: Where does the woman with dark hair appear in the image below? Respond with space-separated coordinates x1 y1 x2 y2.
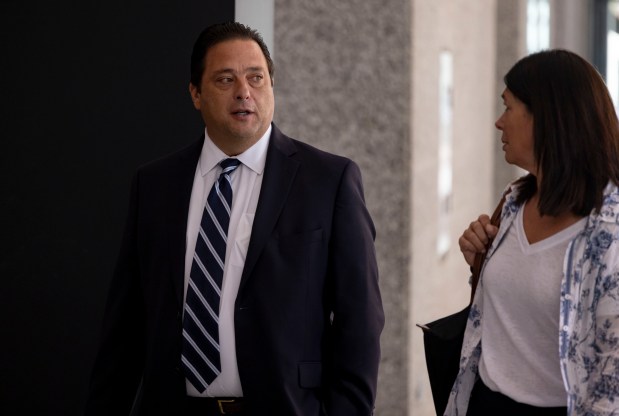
446 49 619 415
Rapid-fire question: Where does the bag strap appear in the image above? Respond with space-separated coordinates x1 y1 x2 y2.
469 193 508 305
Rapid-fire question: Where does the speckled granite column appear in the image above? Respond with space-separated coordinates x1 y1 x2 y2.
273 1 411 414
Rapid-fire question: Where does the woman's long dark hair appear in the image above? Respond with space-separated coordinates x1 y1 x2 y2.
505 49 619 216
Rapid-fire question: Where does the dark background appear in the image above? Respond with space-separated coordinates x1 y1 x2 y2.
0 2 233 414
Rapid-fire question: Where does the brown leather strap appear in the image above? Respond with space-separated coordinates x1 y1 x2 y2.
469 193 507 305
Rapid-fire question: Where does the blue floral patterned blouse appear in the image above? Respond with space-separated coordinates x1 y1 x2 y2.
445 181 619 416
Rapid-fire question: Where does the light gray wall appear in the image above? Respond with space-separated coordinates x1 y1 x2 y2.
235 0 275 55
550 0 591 60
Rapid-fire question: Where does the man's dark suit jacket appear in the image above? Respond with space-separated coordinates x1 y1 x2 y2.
85 124 384 415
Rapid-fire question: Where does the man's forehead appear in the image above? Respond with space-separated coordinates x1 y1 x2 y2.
204 39 268 74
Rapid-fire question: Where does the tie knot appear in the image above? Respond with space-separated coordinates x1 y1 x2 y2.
219 158 241 175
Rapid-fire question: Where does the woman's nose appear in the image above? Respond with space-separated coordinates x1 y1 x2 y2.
495 116 504 130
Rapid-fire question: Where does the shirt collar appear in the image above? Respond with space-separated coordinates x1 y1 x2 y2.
199 124 271 176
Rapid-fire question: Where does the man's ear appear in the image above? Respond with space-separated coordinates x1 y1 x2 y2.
189 83 200 109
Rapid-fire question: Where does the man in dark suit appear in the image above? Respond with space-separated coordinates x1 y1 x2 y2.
85 22 384 416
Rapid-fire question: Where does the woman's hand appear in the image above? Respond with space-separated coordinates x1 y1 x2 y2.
458 214 499 266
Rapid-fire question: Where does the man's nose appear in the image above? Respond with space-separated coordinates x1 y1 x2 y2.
235 80 250 101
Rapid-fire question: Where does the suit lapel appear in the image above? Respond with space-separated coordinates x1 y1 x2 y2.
239 126 299 293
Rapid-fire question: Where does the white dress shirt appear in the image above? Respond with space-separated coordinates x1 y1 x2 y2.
184 125 271 397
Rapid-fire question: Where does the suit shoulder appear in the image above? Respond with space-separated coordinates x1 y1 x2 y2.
288 137 354 168
136 138 202 176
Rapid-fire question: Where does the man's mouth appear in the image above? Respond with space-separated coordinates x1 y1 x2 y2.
233 110 252 116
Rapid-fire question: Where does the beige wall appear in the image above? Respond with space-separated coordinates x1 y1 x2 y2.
409 1 497 414
493 0 528 198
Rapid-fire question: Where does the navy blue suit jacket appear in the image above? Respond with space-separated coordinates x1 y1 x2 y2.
85 124 384 415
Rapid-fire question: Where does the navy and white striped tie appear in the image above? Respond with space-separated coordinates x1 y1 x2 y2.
181 158 241 392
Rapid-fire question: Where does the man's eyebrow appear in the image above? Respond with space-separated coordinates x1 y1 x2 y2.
212 68 234 76
245 66 267 74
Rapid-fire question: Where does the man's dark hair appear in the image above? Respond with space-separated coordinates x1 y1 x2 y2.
190 21 274 88
506 49 619 216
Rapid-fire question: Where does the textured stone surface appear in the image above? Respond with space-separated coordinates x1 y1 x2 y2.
273 1 411 414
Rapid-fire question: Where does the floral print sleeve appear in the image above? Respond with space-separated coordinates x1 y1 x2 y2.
561 188 619 415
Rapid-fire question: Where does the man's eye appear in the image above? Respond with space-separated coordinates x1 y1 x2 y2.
218 77 233 84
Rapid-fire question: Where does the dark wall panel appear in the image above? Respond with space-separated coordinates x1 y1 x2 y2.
0 2 234 414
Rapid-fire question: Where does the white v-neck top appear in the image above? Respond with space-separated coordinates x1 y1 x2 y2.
478 203 586 406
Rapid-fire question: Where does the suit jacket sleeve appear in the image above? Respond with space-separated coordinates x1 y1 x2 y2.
84 173 145 415
323 160 384 415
